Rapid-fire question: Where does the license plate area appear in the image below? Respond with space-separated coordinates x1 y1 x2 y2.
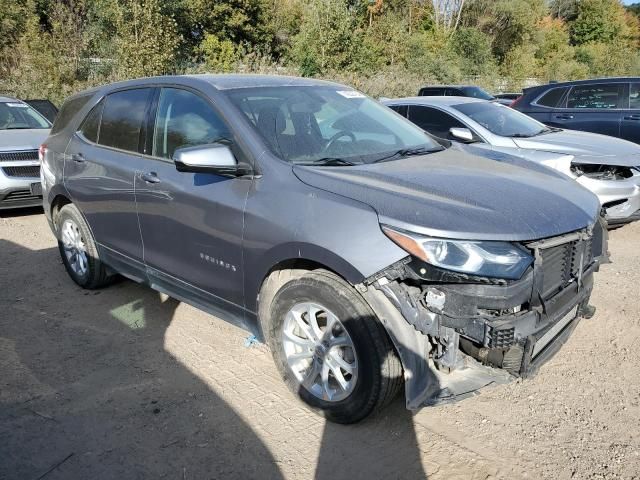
531 305 579 359
30 182 42 196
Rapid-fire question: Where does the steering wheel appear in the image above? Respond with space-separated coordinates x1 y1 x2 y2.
324 131 356 152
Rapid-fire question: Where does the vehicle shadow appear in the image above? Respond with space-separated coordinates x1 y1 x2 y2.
315 399 428 479
1 238 431 479
0 239 284 480
0 206 43 218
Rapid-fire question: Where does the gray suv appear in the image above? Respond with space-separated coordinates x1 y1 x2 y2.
42 75 607 423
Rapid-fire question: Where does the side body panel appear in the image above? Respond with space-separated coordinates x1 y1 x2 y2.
242 156 408 314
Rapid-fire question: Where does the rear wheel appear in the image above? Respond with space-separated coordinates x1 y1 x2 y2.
56 204 110 289
261 269 402 424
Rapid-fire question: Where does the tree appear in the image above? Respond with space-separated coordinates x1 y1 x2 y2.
451 26 496 76
570 0 627 45
290 0 359 76
114 0 180 78
199 33 239 72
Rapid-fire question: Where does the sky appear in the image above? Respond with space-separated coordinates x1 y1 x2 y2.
622 0 637 5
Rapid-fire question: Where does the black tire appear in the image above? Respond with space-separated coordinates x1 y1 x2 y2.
56 203 110 289
261 269 403 424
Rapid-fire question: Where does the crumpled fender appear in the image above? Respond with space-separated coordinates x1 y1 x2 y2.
360 286 440 409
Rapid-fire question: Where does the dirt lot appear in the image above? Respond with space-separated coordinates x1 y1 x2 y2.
1 208 639 480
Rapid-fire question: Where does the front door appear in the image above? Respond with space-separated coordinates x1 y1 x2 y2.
64 88 153 276
135 87 251 312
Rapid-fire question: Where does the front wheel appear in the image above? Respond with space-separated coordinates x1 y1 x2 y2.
263 269 402 424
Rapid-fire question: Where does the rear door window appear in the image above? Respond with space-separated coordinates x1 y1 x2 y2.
152 88 231 159
99 88 152 152
566 84 624 109
535 87 568 108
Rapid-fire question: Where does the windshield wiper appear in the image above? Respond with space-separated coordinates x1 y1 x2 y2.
295 157 357 167
370 146 443 164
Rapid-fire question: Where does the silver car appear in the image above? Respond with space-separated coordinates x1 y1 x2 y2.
0 96 51 209
384 96 640 225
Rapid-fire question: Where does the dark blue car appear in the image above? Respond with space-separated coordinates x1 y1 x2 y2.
512 77 640 144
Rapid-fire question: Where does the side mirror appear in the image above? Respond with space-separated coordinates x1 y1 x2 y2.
449 127 476 143
173 143 252 177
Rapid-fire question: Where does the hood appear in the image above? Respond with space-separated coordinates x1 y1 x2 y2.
0 129 50 151
513 129 640 167
293 148 600 242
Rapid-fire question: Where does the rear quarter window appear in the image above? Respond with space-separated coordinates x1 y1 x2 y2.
50 94 93 134
534 87 568 108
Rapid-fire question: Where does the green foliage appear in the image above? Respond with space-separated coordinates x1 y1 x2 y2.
570 0 627 45
199 33 239 72
114 0 180 78
2 0 640 103
451 27 496 76
290 0 359 75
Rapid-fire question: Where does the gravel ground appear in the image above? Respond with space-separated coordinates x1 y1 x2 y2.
1 208 639 480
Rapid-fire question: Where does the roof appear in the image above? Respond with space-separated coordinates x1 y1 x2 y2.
61 74 351 103
524 76 640 92
0 96 20 103
189 74 345 90
419 85 474 89
382 96 486 107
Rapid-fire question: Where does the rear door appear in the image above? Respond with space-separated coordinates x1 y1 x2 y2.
64 88 153 279
134 86 251 310
550 83 624 137
620 82 640 144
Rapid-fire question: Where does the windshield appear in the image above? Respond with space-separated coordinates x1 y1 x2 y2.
225 86 441 164
459 86 495 101
0 101 51 130
453 101 548 137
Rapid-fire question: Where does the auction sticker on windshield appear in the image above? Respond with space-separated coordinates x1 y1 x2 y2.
337 90 366 99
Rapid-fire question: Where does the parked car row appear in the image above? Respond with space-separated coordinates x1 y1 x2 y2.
32 74 615 424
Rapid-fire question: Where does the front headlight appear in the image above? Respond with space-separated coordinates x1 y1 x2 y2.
382 226 533 280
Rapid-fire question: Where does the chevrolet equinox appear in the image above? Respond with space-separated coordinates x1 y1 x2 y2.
41 75 607 424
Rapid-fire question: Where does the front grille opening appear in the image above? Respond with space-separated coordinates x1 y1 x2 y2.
538 237 594 300
3 190 40 201
2 166 40 178
0 150 39 162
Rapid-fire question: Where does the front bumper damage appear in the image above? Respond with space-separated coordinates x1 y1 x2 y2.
361 219 609 409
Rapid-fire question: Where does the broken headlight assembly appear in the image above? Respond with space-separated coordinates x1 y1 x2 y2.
570 162 636 180
382 226 533 280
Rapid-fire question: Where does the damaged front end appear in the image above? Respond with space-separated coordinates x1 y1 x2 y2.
361 218 609 409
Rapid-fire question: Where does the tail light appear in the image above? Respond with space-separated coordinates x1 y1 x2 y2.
39 144 47 163
510 96 523 108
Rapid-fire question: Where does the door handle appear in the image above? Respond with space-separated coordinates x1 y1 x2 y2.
623 114 640 120
140 172 160 184
71 153 85 163
554 114 574 120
